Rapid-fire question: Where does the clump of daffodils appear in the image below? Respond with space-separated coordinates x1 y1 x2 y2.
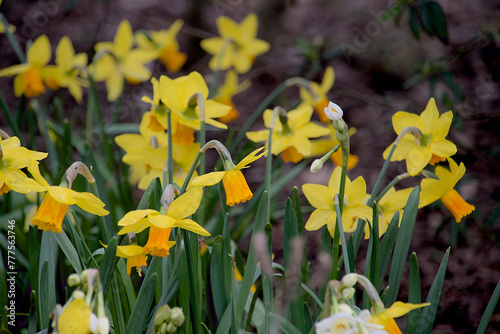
317 274 429 334
52 269 109 334
153 304 186 334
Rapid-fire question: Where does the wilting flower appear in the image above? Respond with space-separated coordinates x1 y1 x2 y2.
298 67 335 123
92 20 157 101
136 19 187 73
159 71 231 146
246 105 331 163
45 36 88 103
213 70 251 123
419 158 475 222
383 97 457 176
117 187 209 257
115 245 148 276
0 35 53 97
29 161 109 233
303 166 371 237
190 146 266 206
307 124 359 170
200 13 270 73
365 187 413 238
0 136 47 195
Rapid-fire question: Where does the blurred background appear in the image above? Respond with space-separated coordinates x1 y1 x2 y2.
0 0 499 332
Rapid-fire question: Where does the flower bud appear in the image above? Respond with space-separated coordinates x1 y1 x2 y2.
310 159 324 173
73 290 86 300
342 287 355 300
341 273 358 287
68 273 81 287
154 304 172 328
159 323 168 334
170 307 185 327
166 323 177 333
97 316 110 334
89 313 98 333
324 101 343 121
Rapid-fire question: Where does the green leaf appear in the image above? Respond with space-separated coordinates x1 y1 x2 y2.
100 237 117 296
210 236 229 321
416 247 450 334
409 5 420 39
385 187 420 307
428 1 449 44
38 231 57 330
407 252 422 333
236 192 269 327
269 312 303 334
378 211 399 288
53 230 83 274
28 227 40 301
418 1 433 35
126 273 158 334
476 280 500 334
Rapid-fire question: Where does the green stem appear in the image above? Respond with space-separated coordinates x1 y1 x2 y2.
180 151 203 194
90 181 112 243
334 194 351 274
265 107 284 222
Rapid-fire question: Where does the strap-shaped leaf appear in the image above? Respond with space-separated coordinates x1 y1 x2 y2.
126 273 158 334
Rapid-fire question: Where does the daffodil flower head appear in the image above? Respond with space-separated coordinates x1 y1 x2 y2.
419 158 475 222
246 105 331 163
115 245 148 276
0 136 48 195
117 187 209 257
136 20 187 73
92 20 157 101
303 166 372 238
159 72 231 146
0 34 53 97
298 67 335 123
29 161 109 233
190 141 266 206
200 13 270 73
383 97 457 176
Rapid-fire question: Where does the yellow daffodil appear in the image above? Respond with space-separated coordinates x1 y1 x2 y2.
302 166 372 237
116 245 149 276
370 301 430 334
246 105 331 163
0 34 53 97
92 20 157 101
117 187 209 257
365 187 413 238
307 124 359 170
383 97 457 176
200 13 270 73
142 77 168 132
57 299 92 334
214 70 251 123
28 161 109 233
159 71 231 146
419 158 475 222
136 19 187 73
0 136 47 195
46 36 88 103
298 67 335 123
190 146 266 206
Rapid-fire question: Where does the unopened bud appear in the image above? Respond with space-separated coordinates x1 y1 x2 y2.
97 316 110 334
166 323 177 333
341 273 358 287
65 162 95 188
73 290 86 300
170 307 185 327
68 273 81 287
154 304 172 328
324 101 343 121
159 322 168 334
310 159 324 173
342 287 355 300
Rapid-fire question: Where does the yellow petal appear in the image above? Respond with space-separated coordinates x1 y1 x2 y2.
392 111 423 135
347 176 367 205
0 63 30 77
384 301 430 318
167 187 203 220
56 36 75 69
302 184 333 209
118 217 151 235
27 35 51 67
114 20 133 59
216 16 239 38
234 146 266 170
190 172 225 187
420 97 439 134
431 110 453 140
406 148 432 176
105 71 124 102
116 245 145 257
74 192 109 216
246 130 269 143
58 299 91 334
320 66 335 93
148 214 177 229
305 209 335 232
430 140 457 159
380 188 414 211
174 218 210 236
118 209 157 226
